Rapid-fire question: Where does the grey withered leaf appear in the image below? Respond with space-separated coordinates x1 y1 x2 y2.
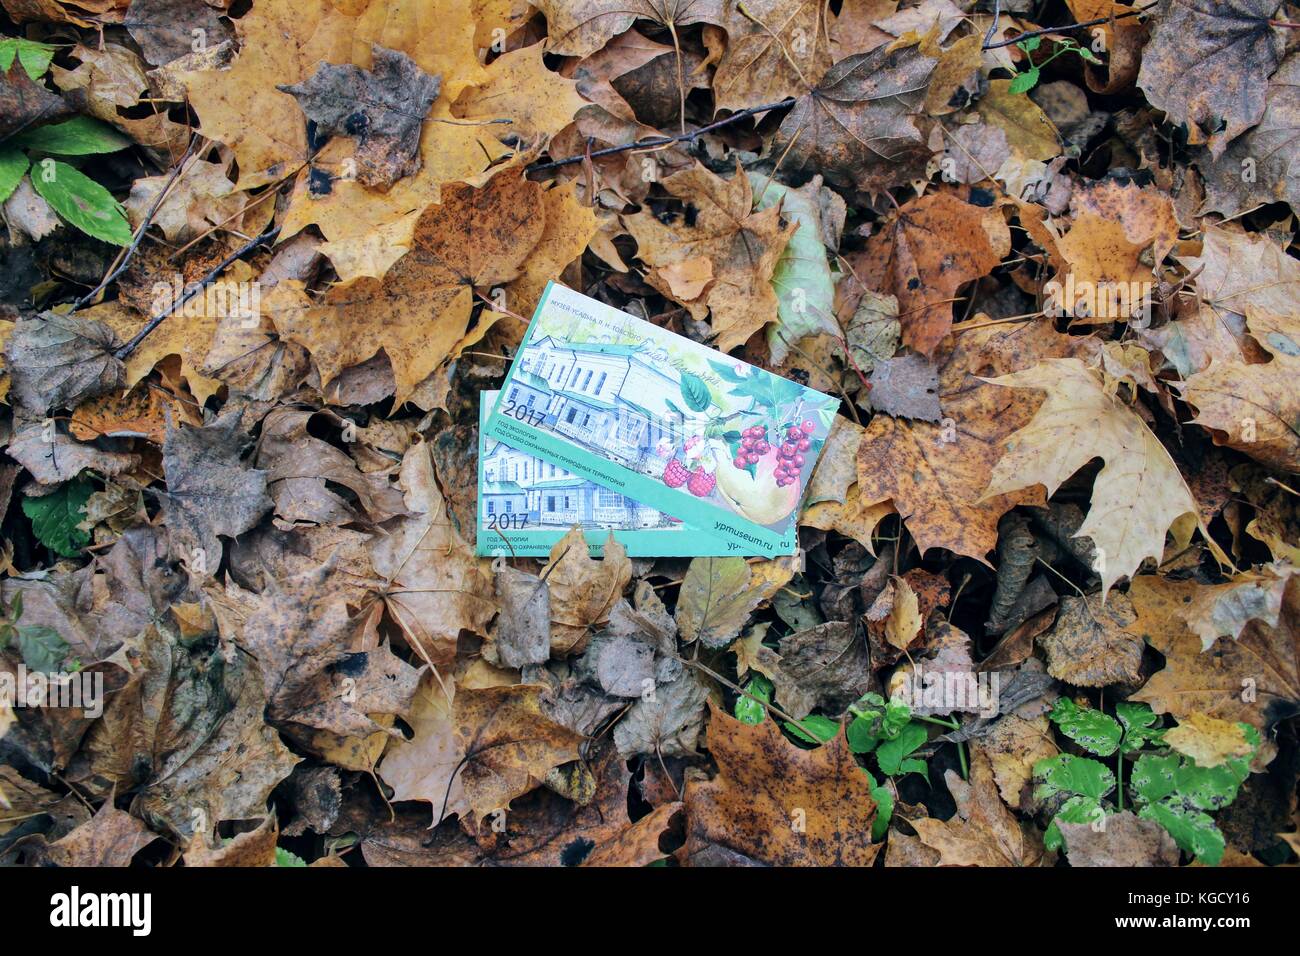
5 312 125 417
576 632 656 698
278 45 440 189
492 561 551 669
771 621 872 720
158 408 272 576
868 353 942 423
772 42 937 194
125 0 234 66
613 668 708 758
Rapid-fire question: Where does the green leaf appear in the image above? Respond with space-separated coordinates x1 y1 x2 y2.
1008 68 1040 94
1078 47 1103 64
22 477 94 558
1173 761 1248 812
1018 36 1043 53
1045 793 1107 852
1116 700 1164 753
15 625 69 673
846 713 879 754
274 846 308 867
0 146 28 204
14 117 131 156
707 358 747 383
784 714 840 744
863 768 893 841
1034 754 1115 802
0 38 55 79
678 370 711 412
29 160 133 245
1131 753 1180 806
747 173 837 363
1140 800 1224 866
1049 698 1122 756
734 673 772 725
876 721 928 776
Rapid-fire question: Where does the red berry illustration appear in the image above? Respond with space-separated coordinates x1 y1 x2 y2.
755 441 770 454
793 455 805 467
733 455 746 468
687 468 716 497
801 419 816 433
781 442 796 457
787 427 802 441
662 458 689 488
797 438 810 451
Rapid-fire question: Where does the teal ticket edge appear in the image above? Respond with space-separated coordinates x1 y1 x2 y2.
483 281 831 557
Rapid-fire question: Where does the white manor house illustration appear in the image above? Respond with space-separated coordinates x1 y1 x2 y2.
481 437 672 529
506 335 690 471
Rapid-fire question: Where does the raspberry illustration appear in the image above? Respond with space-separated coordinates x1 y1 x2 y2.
662 458 689 488
687 467 716 497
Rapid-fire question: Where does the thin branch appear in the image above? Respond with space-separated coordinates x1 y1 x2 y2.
528 97 796 172
69 134 200 312
982 1 1159 50
114 223 281 360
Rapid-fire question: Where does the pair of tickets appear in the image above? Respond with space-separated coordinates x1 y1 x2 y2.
476 282 839 558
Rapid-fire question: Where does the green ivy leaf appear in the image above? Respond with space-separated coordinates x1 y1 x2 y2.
862 768 893 841
1045 793 1107 852
734 673 772 725
1139 800 1224 866
0 146 28 204
876 721 928 776
22 477 94 558
1131 753 1180 806
1049 698 1123 756
1034 754 1115 802
14 117 131 156
0 37 55 79
1116 700 1165 753
1008 68 1040 94
846 713 879 754
15 624 69 673
29 160 133 246
784 714 840 744
1018 36 1043 53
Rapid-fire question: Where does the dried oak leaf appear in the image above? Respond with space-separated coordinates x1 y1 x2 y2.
368 441 495 667
1198 52 1300 218
540 526 632 657
255 407 407 527
623 160 796 352
237 561 420 741
1137 0 1285 156
38 802 157 867
1179 311 1300 473
855 318 1088 564
771 40 938 195
868 352 941 422
270 172 544 408
4 312 124 417
280 45 440 189
0 59 70 139
712 0 833 111
683 704 879 866
982 358 1208 595
125 0 234 66
1038 593 1143 688
157 409 273 577
380 677 584 829
771 620 872 719
1058 811 1180 866
851 187 1011 356
910 744 1050 866
1129 573 1300 732
535 0 724 58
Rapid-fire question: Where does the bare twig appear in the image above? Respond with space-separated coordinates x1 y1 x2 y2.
528 97 796 172
982 1 1159 50
114 223 282 360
